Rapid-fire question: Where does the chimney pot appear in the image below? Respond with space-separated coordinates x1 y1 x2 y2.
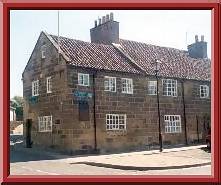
90 13 119 45
188 34 207 59
106 14 110 22
94 20 97 27
201 35 204 42
110 12 114 21
195 35 199 42
102 16 105 24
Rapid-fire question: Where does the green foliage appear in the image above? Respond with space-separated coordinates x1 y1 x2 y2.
11 96 24 121
12 96 24 107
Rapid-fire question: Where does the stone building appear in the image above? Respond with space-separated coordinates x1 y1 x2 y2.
22 13 211 154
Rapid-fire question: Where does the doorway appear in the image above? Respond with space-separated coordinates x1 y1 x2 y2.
26 119 32 148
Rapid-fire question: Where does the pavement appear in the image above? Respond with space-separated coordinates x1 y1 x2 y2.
10 134 211 171
66 145 211 170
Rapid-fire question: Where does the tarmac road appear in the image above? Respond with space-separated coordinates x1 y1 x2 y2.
10 139 212 176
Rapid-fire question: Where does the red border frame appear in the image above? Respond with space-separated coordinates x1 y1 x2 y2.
1 0 220 184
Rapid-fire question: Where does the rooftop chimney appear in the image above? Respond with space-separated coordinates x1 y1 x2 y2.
110 12 114 21
187 35 207 59
98 18 101 25
195 35 199 42
201 35 204 42
90 12 119 45
102 16 106 24
106 14 110 22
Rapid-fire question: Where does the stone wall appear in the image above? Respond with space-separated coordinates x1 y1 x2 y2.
65 67 210 153
23 32 211 154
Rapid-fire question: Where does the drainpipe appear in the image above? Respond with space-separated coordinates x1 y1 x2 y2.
92 72 97 151
196 115 200 143
181 80 188 145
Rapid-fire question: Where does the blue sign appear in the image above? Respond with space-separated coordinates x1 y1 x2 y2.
73 91 93 99
29 96 38 104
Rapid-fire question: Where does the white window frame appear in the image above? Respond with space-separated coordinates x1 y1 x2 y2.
46 76 52 93
41 50 46 59
121 78 133 94
78 73 89 86
200 85 209 98
104 76 116 92
164 115 182 133
41 45 46 59
106 114 126 130
162 79 177 97
38 115 52 132
148 81 157 95
32 80 39 96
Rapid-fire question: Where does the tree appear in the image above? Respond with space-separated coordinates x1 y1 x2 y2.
11 96 24 107
11 96 24 121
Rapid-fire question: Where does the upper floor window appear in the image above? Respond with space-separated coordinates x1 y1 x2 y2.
162 79 177 97
106 114 126 130
46 77 52 93
41 51 46 59
164 115 181 133
78 73 89 86
32 80 39 96
38 115 52 132
104 76 116 92
148 81 157 95
121 78 133 94
200 85 209 98
41 45 46 59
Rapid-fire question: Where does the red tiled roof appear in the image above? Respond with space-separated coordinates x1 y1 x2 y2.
50 35 141 74
50 34 210 81
119 39 210 81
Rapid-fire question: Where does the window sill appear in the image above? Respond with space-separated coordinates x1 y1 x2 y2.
104 90 116 93
38 130 52 133
122 92 133 95
200 97 210 99
164 132 182 134
162 95 178 97
78 84 90 87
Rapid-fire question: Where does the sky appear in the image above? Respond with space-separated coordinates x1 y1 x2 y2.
10 10 211 98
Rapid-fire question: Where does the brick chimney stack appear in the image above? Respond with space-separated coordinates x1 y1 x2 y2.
90 13 119 45
187 35 207 59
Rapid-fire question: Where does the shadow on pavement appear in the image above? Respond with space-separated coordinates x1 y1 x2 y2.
200 147 211 153
10 142 59 163
10 134 62 163
10 134 210 164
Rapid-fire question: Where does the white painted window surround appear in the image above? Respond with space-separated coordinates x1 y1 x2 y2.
38 115 52 132
78 73 89 86
164 115 182 133
104 76 116 92
106 114 126 130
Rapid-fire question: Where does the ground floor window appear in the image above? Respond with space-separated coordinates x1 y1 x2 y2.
38 115 52 132
164 115 181 133
106 114 126 130
200 85 209 98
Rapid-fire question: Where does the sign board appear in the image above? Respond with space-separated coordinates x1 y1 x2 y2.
73 91 93 101
29 96 38 104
